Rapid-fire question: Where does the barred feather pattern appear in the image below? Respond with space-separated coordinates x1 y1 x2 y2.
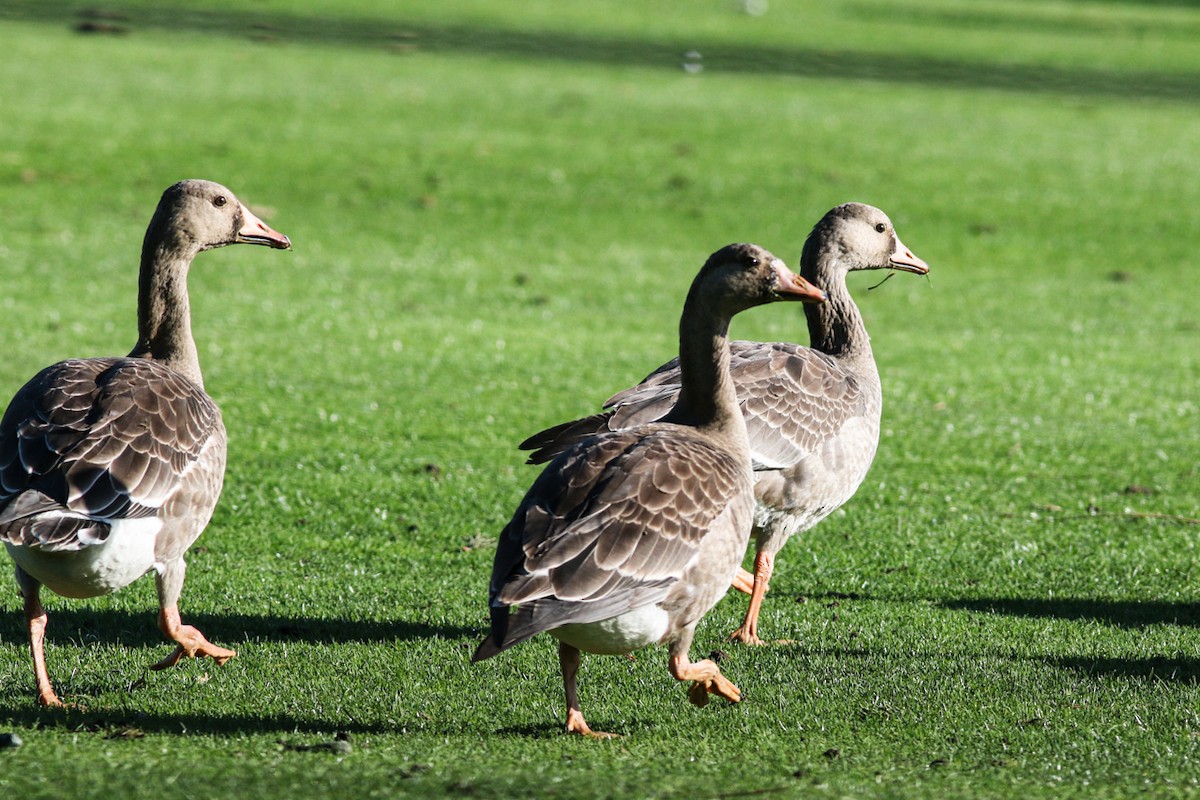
0 357 225 568
477 423 753 658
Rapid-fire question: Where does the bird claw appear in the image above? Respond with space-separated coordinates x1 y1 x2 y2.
565 707 620 739
151 636 237 671
728 626 766 646
687 674 742 706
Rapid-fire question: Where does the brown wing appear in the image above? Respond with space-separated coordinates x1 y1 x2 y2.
520 341 871 471
0 357 222 551
475 425 747 659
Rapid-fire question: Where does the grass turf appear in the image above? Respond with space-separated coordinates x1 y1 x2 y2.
0 1 1197 797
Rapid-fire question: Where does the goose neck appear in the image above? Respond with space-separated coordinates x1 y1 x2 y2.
131 233 204 388
803 257 872 360
664 291 748 449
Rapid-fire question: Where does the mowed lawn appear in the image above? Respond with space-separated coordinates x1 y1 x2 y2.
0 1 1197 797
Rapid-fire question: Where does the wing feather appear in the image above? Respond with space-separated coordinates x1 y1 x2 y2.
521 341 873 472
0 357 222 551
479 426 745 656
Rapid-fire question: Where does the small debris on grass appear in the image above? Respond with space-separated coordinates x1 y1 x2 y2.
1124 484 1155 495
823 748 840 760
399 763 432 779
0 733 22 749
75 21 128 34
461 533 495 552
105 725 145 740
281 732 353 755
708 649 729 664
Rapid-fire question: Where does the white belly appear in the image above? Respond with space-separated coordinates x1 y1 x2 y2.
551 604 671 655
7 517 163 599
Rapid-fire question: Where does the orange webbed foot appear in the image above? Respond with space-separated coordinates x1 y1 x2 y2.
151 624 237 671
674 658 742 707
565 708 620 739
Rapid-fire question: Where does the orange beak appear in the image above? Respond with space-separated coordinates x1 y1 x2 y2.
889 235 928 274
236 205 292 250
773 260 827 304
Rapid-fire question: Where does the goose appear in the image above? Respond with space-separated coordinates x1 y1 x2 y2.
521 203 928 645
473 243 827 737
0 179 291 706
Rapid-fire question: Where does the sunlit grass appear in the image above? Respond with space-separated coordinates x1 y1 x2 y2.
0 1 1197 798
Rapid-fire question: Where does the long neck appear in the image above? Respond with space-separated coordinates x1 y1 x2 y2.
129 227 204 387
803 249 873 363
664 291 747 448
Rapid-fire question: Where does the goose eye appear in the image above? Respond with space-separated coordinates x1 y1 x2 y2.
874 223 887 233
213 195 228 208
745 256 760 267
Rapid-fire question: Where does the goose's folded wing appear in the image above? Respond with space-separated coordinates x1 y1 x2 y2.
728 342 870 470
481 428 744 654
519 341 870 471
0 358 221 551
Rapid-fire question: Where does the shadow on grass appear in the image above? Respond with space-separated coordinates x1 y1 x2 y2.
0 703 408 736
940 597 1200 682
797 592 1200 683
1050 655 1200 682
0 607 477 648
0 608 486 736
939 597 1200 628
1 1 1199 104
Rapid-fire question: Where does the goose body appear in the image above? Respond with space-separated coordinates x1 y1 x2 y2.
0 179 291 706
521 204 928 645
475 243 827 737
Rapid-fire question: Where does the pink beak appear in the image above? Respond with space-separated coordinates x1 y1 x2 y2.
889 235 928 274
237 206 292 250
773 260 827 304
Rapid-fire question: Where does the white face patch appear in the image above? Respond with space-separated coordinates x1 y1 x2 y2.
551 604 671 655
7 516 163 599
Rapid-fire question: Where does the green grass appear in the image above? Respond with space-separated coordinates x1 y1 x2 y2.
0 1 1198 797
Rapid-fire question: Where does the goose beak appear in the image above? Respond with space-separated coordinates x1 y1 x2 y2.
888 235 928 274
773 261 827 304
236 206 292 250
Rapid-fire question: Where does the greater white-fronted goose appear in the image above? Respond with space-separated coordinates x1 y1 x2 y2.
474 244 827 737
521 203 928 645
0 179 291 706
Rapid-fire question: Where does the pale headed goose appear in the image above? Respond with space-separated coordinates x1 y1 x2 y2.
521 203 928 645
474 244 827 737
0 179 291 706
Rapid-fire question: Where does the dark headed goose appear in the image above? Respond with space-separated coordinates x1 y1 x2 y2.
474 244 826 737
0 179 291 706
521 203 928 645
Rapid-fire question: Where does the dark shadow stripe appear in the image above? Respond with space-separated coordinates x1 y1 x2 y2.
3 1 1200 104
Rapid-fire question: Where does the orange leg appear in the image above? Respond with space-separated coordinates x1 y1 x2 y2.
729 550 774 646
21 582 63 707
731 567 755 595
151 606 237 671
669 651 741 707
559 642 618 739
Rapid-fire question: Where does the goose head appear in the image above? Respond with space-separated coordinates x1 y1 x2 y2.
695 243 827 315
145 179 292 255
803 202 928 276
